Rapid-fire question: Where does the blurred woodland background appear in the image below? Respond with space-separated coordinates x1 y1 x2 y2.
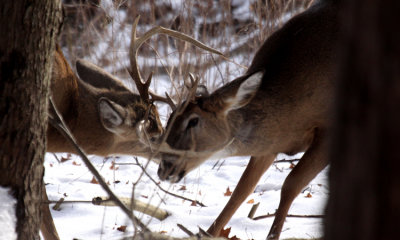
61 0 314 101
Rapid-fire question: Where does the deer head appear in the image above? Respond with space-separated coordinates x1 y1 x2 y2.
158 72 263 182
48 17 222 157
47 46 163 156
127 16 223 147
156 1 339 239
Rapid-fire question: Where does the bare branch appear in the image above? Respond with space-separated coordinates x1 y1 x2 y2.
48 97 150 233
92 196 170 221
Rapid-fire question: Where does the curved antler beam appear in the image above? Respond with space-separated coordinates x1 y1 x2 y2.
128 15 223 104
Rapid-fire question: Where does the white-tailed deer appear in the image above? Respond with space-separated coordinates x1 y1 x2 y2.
157 1 339 239
47 45 164 156
43 17 222 240
43 44 166 240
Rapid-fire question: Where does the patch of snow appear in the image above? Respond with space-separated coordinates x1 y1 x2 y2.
44 152 328 239
0 187 17 240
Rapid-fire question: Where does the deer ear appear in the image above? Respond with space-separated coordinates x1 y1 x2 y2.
98 98 126 133
76 59 128 92
225 71 263 112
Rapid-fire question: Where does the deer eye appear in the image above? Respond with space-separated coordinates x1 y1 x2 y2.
186 116 199 130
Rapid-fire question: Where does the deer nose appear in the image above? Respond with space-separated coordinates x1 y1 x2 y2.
158 154 185 183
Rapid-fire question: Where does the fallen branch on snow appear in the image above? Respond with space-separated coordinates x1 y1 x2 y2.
92 196 170 221
253 213 324 221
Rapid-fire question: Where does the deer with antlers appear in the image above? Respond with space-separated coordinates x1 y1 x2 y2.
157 1 339 239
43 16 221 240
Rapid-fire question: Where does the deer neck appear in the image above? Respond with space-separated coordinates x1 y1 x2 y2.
225 101 265 156
47 79 114 155
71 80 116 155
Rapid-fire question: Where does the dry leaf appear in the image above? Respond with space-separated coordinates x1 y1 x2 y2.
220 227 241 240
49 163 53 167
229 235 241 240
305 192 312 198
90 176 99 184
289 163 296 169
219 227 232 238
224 187 232 196
191 201 197 206
117 225 127 232
141 195 148 199
178 185 187 191
72 161 81 166
60 154 71 162
247 199 255 204
159 230 168 234
110 161 119 170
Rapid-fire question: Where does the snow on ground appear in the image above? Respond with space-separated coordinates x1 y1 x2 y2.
0 187 17 240
44 152 328 240
44 2 326 239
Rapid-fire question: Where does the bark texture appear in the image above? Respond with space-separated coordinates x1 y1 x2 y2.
325 0 400 239
0 1 62 239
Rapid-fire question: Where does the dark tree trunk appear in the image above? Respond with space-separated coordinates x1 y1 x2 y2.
325 0 400 239
0 1 62 239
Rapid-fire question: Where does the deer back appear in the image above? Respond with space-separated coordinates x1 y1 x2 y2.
158 0 340 182
47 46 163 156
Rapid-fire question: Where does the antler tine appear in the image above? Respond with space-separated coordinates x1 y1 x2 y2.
129 16 151 102
187 72 200 102
149 92 177 110
129 15 222 102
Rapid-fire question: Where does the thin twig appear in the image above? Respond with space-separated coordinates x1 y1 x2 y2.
48 97 150 233
198 226 213 237
253 213 324 221
52 153 61 163
177 224 195 237
274 158 300 164
45 200 93 204
273 164 283 172
211 160 220 170
134 157 206 207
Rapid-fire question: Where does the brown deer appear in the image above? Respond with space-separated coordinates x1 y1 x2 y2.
42 16 222 240
157 1 339 239
47 45 164 156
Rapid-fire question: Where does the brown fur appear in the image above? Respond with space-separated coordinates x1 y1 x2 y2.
158 1 339 239
47 45 163 156
42 45 163 240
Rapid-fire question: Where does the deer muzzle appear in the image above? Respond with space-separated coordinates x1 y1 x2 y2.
157 153 186 183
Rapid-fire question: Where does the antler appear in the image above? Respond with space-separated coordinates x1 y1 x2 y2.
187 73 200 102
128 16 223 105
150 92 176 110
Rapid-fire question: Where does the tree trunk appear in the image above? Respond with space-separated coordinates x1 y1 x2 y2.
325 0 400 239
0 1 62 239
